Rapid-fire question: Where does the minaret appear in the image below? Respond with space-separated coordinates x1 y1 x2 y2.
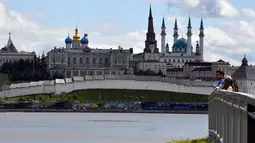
144 4 157 52
165 43 169 53
195 41 200 56
173 18 178 42
199 18 204 61
160 17 166 53
186 17 192 56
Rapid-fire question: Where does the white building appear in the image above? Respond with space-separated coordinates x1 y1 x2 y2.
47 27 133 77
166 59 230 79
232 56 255 94
0 33 35 66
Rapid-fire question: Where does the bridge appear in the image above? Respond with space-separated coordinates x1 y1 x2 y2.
0 75 215 98
209 90 255 143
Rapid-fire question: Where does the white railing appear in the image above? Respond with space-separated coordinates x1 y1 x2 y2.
0 75 216 98
209 90 255 143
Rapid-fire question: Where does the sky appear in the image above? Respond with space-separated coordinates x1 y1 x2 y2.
0 0 255 66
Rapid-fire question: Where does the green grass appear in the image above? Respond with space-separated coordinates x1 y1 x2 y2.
1 89 208 103
168 138 209 143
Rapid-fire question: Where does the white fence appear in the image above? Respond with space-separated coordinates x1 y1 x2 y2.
0 75 216 98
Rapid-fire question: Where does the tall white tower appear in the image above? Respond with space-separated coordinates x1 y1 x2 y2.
186 17 192 56
173 18 178 42
160 17 166 53
199 18 204 61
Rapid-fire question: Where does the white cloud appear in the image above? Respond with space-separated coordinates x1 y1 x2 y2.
0 1 254 66
218 0 238 17
242 8 255 18
160 0 238 18
184 0 200 7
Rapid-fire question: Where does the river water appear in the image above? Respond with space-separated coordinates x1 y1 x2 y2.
0 113 208 143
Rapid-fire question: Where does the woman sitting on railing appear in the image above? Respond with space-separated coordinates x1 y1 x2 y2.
222 78 239 92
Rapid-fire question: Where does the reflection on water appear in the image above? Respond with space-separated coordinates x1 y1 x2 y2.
0 113 208 143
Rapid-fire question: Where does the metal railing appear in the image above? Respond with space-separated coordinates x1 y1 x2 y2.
209 90 255 143
3 75 216 90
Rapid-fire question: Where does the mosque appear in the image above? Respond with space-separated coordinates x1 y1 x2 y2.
130 5 231 79
131 5 205 74
160 16 204 68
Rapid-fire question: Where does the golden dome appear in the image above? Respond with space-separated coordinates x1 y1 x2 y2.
72 28 80 42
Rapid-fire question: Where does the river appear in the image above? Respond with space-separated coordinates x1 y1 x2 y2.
0 113 208 143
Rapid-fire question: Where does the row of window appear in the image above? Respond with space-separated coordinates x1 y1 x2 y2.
52 57 126 65
173 48 186 52
164 59 192 63
53 70 123 77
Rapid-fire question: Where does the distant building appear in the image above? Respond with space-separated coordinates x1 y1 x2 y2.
232 56 255 94
130 6 166 75
0 33 35 66
47 4 232 80
47 27 133 77
160 15 205 68
131 5 220 78
166 59 230 79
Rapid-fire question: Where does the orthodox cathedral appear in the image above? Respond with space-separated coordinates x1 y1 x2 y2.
47 27 132 77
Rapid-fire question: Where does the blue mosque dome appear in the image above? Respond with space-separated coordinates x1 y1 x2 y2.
173 38 187 49
81 34 89 44
65 36 72 44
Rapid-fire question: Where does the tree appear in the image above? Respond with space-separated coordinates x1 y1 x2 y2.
73 95 77 100
0 57 51 81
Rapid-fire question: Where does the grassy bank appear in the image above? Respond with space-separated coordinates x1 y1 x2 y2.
168 138 209 143
2 89 208 102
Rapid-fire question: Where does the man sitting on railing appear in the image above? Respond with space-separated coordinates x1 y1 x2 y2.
215 70 239 92
215 70 231 89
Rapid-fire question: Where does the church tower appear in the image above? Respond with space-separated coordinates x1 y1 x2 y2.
160 17 166 53
72 26 81 48
199 18 204 61
186 17 192 56
144 5 158 53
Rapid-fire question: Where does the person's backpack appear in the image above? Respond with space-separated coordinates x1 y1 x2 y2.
232 79 240 92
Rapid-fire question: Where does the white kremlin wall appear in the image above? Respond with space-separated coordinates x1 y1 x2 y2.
0 75 216 98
